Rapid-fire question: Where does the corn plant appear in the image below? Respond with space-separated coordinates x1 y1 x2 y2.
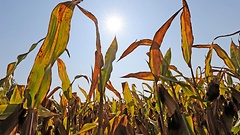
0 0 240 135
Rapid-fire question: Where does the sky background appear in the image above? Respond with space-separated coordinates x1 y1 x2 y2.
0 0 239 100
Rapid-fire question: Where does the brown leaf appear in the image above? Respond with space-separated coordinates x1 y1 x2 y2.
206 106 220 135
121 72 154 81
192 44 211 48
106 80 122 99
149 7 183 79
77 5 104 101
118 39 152 61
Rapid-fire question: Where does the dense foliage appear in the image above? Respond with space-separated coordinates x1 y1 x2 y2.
0 0 240 135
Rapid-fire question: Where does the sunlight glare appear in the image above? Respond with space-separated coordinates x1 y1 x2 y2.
105 15 123 34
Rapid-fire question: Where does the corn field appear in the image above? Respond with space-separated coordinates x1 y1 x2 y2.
0 0 240 135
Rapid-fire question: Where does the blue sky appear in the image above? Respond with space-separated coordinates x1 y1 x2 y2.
0 1 239 100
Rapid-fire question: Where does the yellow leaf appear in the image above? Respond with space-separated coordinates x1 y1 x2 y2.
24 1 76 109
213 44 236 72
181 0 194 67
57 58 72 99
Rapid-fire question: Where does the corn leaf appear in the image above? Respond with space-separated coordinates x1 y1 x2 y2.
192 44 211 48
0 104 23 134
24 1 76 109
181 113 195 135
78 85 88 99
38 105 57 118
164 48 172 66
212 44 236 72
121 71 154 81
111 99 117 113
57 58 72 100
118 39 152 61
0 38 44 87
46 86 61 99
160 48 171 76
205 48 213 82
106 81 121 99
158 85 177 116
181 0 194 68
100 37 118 92
0 104 19 120
149 8 182 79
78 122 98 134
122 82 134 117
77 5 104 101
230 40 240 72
10 85 25 104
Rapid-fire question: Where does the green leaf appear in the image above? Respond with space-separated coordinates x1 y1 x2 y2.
57 58 72 100
24 1 77 109
100 37 118 92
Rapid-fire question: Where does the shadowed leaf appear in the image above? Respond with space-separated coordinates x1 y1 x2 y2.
181 0 194 67
0 104 24 135
0 104 19 120
181 113 195 135
78 122 98 134
38 105 57 118
158 84 177 116
118 39 152 61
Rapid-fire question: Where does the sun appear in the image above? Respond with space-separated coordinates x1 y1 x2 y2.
105 14 124 34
